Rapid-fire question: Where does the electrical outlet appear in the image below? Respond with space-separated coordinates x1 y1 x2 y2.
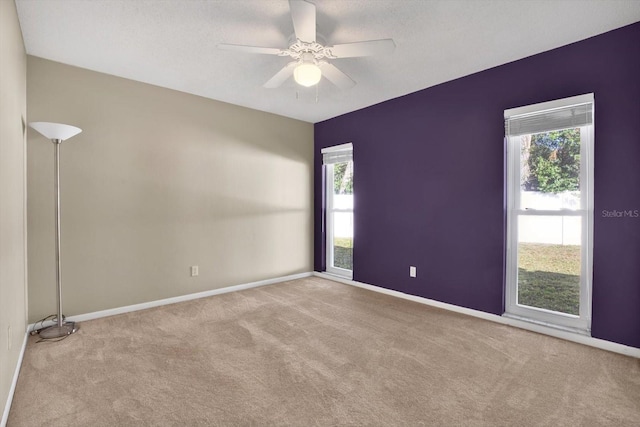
409 266 417 278
190 265 199 277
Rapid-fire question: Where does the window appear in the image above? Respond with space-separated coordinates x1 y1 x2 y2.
322 143 353 279
505 94 594 333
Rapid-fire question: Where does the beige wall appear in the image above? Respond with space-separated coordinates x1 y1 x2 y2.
27 57 313 322
0 0 28 419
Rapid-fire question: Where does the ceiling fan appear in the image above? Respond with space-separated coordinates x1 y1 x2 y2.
218 0 395 90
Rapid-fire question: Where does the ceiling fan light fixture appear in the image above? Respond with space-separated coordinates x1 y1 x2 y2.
294 62 321 87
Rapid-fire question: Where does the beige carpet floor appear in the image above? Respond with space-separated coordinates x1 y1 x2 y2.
8 277 640 426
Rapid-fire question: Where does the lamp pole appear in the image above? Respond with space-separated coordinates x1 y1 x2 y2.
53 139 64 330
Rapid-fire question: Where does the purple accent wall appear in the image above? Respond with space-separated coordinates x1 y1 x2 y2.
314 22 640 349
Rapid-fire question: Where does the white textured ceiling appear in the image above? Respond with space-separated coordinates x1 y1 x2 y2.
15 0 640 123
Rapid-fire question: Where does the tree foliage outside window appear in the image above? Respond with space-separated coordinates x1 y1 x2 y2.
523 128 580 193
333 162 353 195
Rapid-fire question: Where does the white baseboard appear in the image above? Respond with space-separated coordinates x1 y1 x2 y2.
1 331 28 427
313 272 640 359
29 272 313 331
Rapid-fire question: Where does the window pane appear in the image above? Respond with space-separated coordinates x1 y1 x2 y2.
333 162 353 196
517 215 581 316
519 129 581 210
333 194 353 211
333 212 353 270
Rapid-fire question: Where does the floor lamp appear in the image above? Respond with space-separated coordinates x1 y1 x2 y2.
29 122 82 339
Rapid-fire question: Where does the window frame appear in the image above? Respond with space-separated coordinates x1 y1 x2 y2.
322 143 353 279
504 94 594 334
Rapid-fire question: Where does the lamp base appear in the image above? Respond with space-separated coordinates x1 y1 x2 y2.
38 322 79 339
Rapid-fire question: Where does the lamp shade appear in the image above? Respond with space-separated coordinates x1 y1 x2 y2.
29 122 82 141
293 63 322 87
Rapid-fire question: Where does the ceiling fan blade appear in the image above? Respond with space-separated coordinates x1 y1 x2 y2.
319 62 356 90
218 44 283 55
264 62 297 88
327 39 396 58
289 0 316 43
